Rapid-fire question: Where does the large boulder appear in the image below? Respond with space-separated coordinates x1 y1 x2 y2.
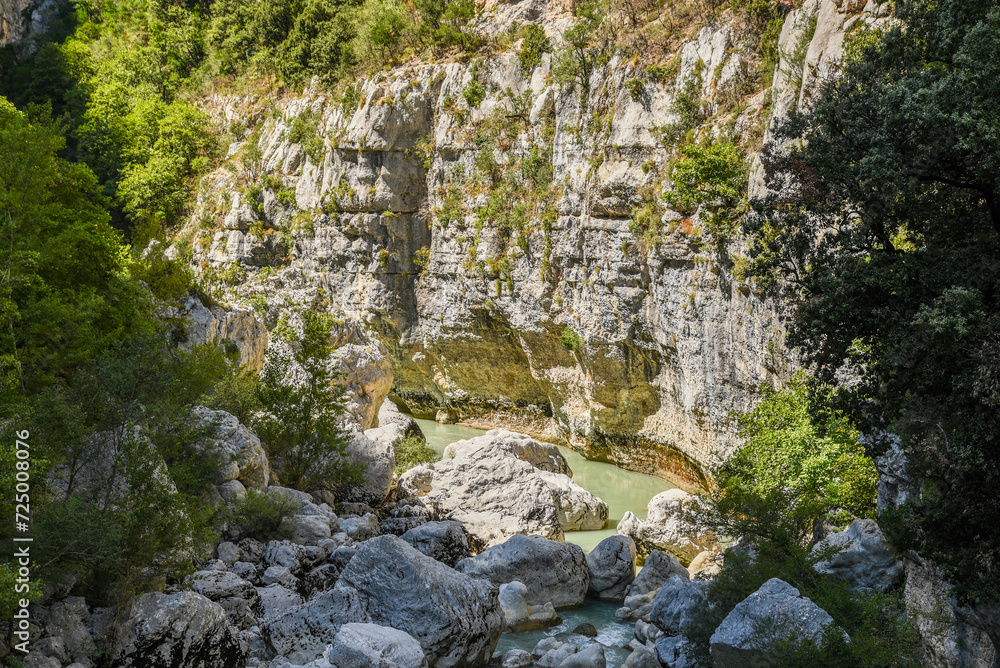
903 554 999 668
332 335 393 430
326 623 427 668
334 534 504 667
338 430 395 506
710 578 839 667
187 570 257 603
43 597 94 667
811 519 903 593
262 589 370 664
455 534 589 609
649 576 706 636
111 592 246 668
626 550 689 598
441 430 572 475
398 431 606 544
586 535 637 601
617 489 719 565
400 521 470 567
365 399 425 447
191 407 270 490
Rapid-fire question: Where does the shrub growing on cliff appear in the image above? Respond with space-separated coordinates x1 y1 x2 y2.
560 325 583 352
518 24 550 73
665 141 749 242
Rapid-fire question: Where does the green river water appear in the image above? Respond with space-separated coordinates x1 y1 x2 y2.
413 419 675 665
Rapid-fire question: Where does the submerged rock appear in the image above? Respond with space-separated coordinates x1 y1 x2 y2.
455 534 590 609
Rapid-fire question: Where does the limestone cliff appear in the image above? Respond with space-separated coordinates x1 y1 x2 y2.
184 0 885 488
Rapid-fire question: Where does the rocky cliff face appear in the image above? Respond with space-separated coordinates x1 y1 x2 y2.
184 0 883 489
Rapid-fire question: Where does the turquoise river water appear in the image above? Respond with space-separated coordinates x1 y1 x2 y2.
414 419 675 666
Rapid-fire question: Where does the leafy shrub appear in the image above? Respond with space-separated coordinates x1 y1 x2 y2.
685 543 921 668
625 76 645 101
252 310 365 491
560 325 583 352
413 246 431 273
711 372 877 548
225 489 298 542
551 0 603 94
518 24 550 73
463 79 486 108
394 435 437 475
665 141 748 242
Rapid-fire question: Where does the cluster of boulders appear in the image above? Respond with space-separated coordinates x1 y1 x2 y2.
604 518 904 668
17 391 911 668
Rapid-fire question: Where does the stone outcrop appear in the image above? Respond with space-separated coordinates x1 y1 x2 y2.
811 519 903 593
366 398 426 446
334 535 504 667
398 430 606 544
455 534 589 609
903 554 999 668
262 589 370 664
174 293 268 370
649 576 706 637
192 407 271 490
709 578 839 667
339 429 396 505
182 0 900 492
111 592 246 668
326 623 428 668
617 489 718 565
400 520 470 567
498 582 561 633
586 535 637 601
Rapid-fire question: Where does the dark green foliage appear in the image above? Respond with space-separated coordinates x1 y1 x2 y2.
252 310 365 491
287 109 325 163
743 0 1000 605
654 68 707 146
560 325 583 352
225 489 298 542
463 79 486 108
394 435 437 475
552 0 604 95
517 24 550 73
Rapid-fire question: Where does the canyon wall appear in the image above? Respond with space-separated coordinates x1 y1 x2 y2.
186 0 886 489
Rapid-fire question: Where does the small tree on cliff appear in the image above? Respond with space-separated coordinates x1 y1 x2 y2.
252 310 364 491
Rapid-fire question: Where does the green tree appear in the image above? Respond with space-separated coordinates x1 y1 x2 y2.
711 373 877 549
665 141 748 241
252 310 364 491
552 0 603 95
744 0 1000 604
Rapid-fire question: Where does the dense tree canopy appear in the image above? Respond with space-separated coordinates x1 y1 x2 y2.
745 0 1000 603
